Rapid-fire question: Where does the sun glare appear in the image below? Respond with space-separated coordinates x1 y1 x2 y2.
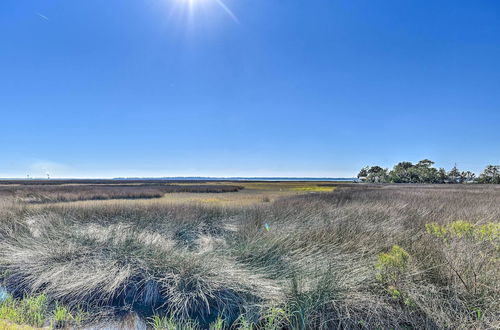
186 0 205 7
175 0 239 23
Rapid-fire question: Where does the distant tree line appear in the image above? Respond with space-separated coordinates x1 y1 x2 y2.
357 160 500 184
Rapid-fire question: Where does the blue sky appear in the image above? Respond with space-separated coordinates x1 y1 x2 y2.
1 0 499 178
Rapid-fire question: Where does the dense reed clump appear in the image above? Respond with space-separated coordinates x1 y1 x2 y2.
0 184 499 328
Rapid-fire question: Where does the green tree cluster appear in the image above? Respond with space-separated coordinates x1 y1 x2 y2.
477 165 500 184
357 165 389 183
357 160 499 184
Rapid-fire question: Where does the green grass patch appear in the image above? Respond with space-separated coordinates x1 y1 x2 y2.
0 294 47 328
0 294 85 329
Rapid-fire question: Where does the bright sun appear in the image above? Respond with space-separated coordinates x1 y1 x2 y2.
179 0 208 9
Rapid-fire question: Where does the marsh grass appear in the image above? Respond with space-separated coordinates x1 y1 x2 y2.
290 187 334 192
0 184 243 204
0 319 37 330
0 184 499 328
0 293 86 329
0 294 47 327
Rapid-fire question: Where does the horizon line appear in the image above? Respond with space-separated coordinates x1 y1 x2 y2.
0 176 358 181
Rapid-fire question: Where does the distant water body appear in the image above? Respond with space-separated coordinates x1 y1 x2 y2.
0 177 358 182
115 177 358 182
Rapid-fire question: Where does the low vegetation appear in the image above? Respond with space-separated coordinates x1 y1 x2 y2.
0 293 85 329
0 184 243 203
0 183 499 328
0 294 48 327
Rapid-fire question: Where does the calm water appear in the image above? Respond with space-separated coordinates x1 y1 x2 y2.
83 312 147 330
0 286 8 302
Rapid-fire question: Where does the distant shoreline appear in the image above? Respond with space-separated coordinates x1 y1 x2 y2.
114 177 358 181
0 177 358 183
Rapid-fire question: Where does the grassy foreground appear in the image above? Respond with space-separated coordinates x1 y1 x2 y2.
0 183 499 329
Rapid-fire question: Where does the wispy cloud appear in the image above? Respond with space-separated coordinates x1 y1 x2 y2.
36 13 49 21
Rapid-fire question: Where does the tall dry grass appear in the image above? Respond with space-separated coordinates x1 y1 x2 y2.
0 184 243 203
0 184 499 328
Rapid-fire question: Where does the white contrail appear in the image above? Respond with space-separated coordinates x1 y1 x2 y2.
36 13 49 21
214 0 239 24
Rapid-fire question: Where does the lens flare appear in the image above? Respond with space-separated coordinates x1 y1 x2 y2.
176 0 239 23
213 0 239 23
